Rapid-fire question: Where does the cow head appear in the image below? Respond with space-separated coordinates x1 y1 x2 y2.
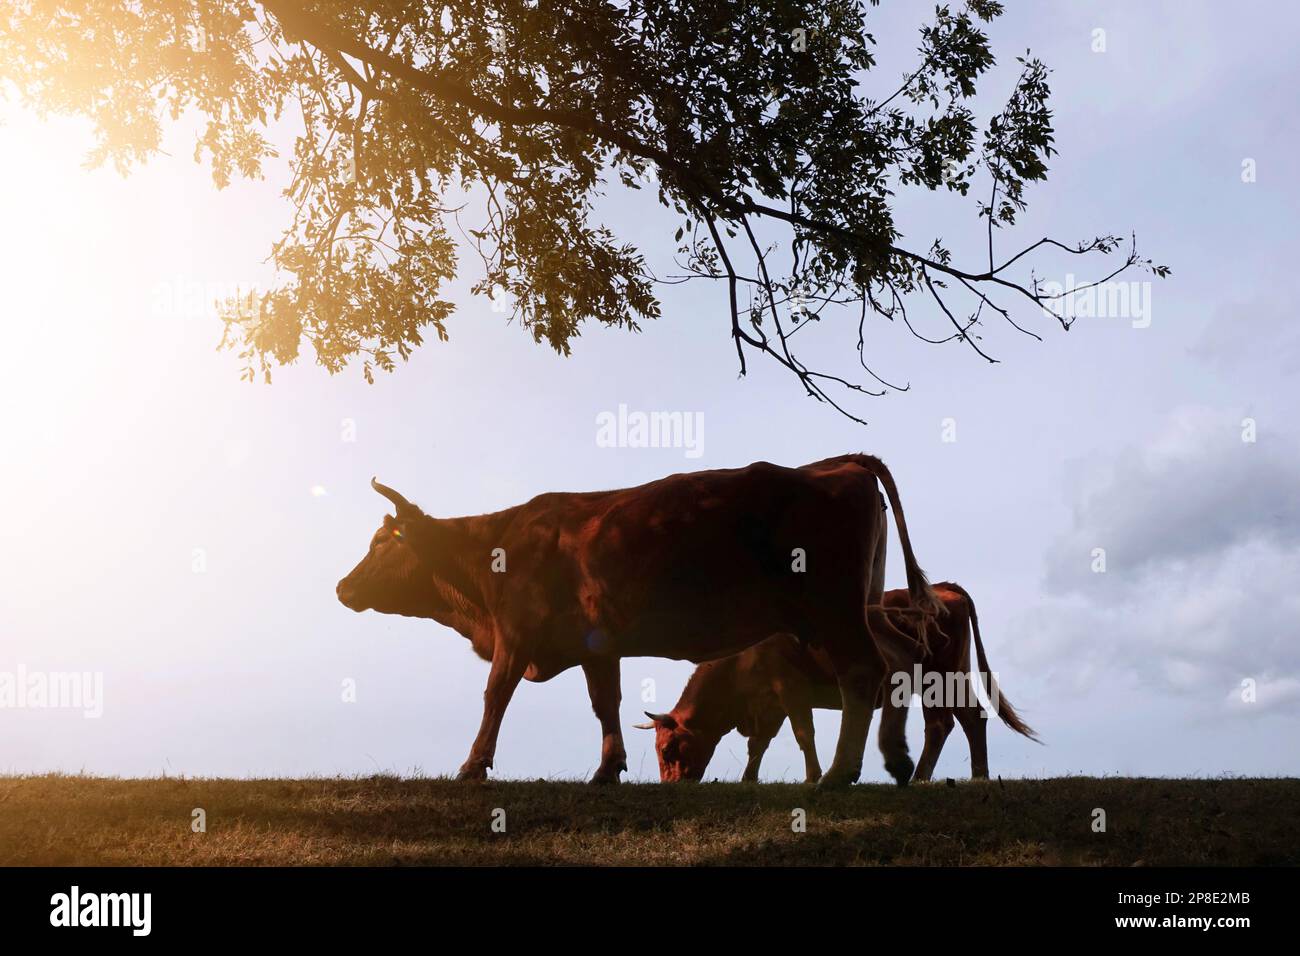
636 711 719 782
336 478 438 617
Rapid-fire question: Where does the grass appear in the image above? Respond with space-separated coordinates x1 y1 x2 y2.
1 774 1296 866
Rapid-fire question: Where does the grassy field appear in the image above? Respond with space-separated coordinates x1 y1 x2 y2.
1 774 1296 866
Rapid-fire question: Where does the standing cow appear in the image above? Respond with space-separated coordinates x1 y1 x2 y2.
336 454 939 789
639 582 1038 783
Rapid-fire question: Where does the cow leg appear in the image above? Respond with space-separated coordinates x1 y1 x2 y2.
955 704 990 779
818 636 888 790
582 657 627 784
457 646 526 781
742 735 772 782
741 710 785 782
912 705 955 783
787 705 822 783
876 692 913 786
815 511 910 791
819 664 878 789
867 609 924 787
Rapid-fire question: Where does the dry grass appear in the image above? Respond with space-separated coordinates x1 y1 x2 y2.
1 774 1295 866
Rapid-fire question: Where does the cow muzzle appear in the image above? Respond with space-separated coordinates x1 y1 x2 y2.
336 578 365 612
663 766 703 784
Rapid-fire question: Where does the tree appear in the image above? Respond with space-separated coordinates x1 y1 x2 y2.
1 1 1167 418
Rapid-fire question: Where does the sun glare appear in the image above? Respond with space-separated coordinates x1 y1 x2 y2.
0 113 124 497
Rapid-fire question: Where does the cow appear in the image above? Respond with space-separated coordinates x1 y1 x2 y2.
638 582 1038 783
335 454 940 789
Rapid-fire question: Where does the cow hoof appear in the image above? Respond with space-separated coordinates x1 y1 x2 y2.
815 767 860 791
456 765 489 782
885 755 914 788
589 759 627 785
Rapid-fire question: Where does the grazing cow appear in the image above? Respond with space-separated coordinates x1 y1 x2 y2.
336 455 940 788
640 582 1037 783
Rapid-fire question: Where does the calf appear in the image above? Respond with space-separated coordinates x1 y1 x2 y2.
640 582 1037 783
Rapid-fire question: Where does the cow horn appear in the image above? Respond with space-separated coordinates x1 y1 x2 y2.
371 477 413 512
632 722 655 730
641 711 676 729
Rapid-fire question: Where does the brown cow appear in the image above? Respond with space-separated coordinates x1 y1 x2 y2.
336 455 940 788
640 582 1037 783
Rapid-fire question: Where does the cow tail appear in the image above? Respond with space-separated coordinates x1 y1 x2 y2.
858 455 943 619
947 582 1039 742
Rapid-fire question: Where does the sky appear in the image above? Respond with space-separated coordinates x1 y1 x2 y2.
1 1 1297 783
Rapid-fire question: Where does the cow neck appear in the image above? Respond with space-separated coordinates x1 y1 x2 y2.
675 657 744 744
413 512 497 639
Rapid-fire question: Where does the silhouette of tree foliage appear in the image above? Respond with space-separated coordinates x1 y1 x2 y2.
1 1 1167 416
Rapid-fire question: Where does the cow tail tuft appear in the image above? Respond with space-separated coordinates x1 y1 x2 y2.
947 582 1040 742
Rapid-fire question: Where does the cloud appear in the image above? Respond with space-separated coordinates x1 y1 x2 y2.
1189 299 1300 376
1043 406 1300 592
1225 677 1300 717
1008 407 1300 713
